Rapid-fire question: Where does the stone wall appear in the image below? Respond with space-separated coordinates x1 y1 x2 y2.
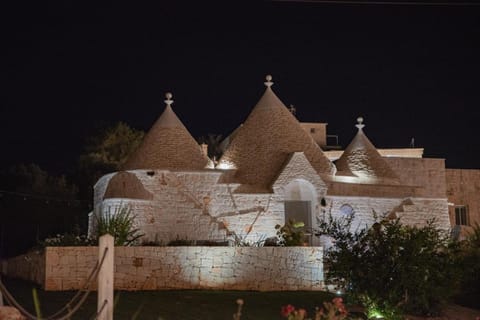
325 196 400 230
325 196 451 231
3 246 324 292
327 158 447 199
446 169 480 235
93 171 231 244
92 166 324 245
300 122 327 147
1 250 45 285
386 157 447 198
91 158 452 247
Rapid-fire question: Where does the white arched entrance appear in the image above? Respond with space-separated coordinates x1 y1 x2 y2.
283 179 317 245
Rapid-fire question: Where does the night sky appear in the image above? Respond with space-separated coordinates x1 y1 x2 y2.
1 1 480 175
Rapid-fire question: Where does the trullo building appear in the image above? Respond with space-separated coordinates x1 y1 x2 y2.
89 76 479 245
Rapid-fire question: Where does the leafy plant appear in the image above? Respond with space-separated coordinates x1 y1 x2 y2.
93 204 144 246
280 297 357 320
39 233 95 247
231 232 267 247
317 215 460 318
76 121 144 203
275 219 306 246
455 222 480 304
38 224 95 247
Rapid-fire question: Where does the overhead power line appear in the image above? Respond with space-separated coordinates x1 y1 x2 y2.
0 189 88 205
272 0 480 6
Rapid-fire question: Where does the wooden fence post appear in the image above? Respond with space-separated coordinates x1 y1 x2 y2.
98 234 114 320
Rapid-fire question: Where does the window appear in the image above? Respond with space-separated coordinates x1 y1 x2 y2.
455 206 469 226
310 128 316 133
339 204 355 218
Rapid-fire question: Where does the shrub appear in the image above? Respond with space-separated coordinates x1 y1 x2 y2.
275 219 306 246
39 233 95 247
317 216 460 318
230 232 268 247
456 223 480 302
280 297 359 320
93 204 144 246
38 224 95 247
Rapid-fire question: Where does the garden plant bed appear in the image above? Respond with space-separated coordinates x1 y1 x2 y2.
2 276 479 319
405 304 480 320
1 276 334 320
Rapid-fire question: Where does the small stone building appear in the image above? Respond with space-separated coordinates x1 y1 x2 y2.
89 76 478 245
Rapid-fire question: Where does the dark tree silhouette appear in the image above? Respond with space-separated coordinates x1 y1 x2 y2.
197 133 223 162
75 122 144 204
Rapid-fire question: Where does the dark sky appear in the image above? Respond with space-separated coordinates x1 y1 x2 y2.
1 1 480 174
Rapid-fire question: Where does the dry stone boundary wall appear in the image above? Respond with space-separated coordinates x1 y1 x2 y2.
3 246 324 291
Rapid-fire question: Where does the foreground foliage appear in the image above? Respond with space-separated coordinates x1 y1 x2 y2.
39 205 144 247
39 232 95 247
276 219 306 246
76 122 144 204
455 223 480 307
93 205 144 246
280 297 360 320
317 216 460 319
3 276 335 320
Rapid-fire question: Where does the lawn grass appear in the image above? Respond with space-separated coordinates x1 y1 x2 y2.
1 276 335 320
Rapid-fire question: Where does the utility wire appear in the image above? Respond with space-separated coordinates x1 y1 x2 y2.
273 0 480 6
0 189 88 204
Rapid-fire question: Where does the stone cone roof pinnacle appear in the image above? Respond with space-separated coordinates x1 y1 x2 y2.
218 75 335 192
335 117 399 183
122 93 209 170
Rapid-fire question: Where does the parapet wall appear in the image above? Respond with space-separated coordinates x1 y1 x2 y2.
3 246 324 291
1 250 45 285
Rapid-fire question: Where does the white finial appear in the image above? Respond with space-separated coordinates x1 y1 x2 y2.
356 116 365 130
165 92 173 107
264 74 273 88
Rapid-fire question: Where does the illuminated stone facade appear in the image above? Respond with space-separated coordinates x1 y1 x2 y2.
4 246 324 291
89 76 474 246
446 169 480 238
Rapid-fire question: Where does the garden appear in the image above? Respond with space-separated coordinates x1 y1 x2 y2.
1 209 480 319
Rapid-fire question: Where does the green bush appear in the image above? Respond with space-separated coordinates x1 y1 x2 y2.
37 224 95 247
456 223 480 302
231 233 268 247
275 219 306 246
93 205 144 246
317 216 460 319
39 232 95 247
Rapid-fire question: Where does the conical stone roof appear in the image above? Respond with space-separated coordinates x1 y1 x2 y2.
122 93 209 171
335 117 399 183
218 75 335 191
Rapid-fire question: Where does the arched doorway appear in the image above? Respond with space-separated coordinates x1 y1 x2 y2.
283 179 317 245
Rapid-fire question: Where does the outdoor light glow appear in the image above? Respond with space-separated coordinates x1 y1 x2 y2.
368 309 385 319
216 161 236 170
331 175 359 184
